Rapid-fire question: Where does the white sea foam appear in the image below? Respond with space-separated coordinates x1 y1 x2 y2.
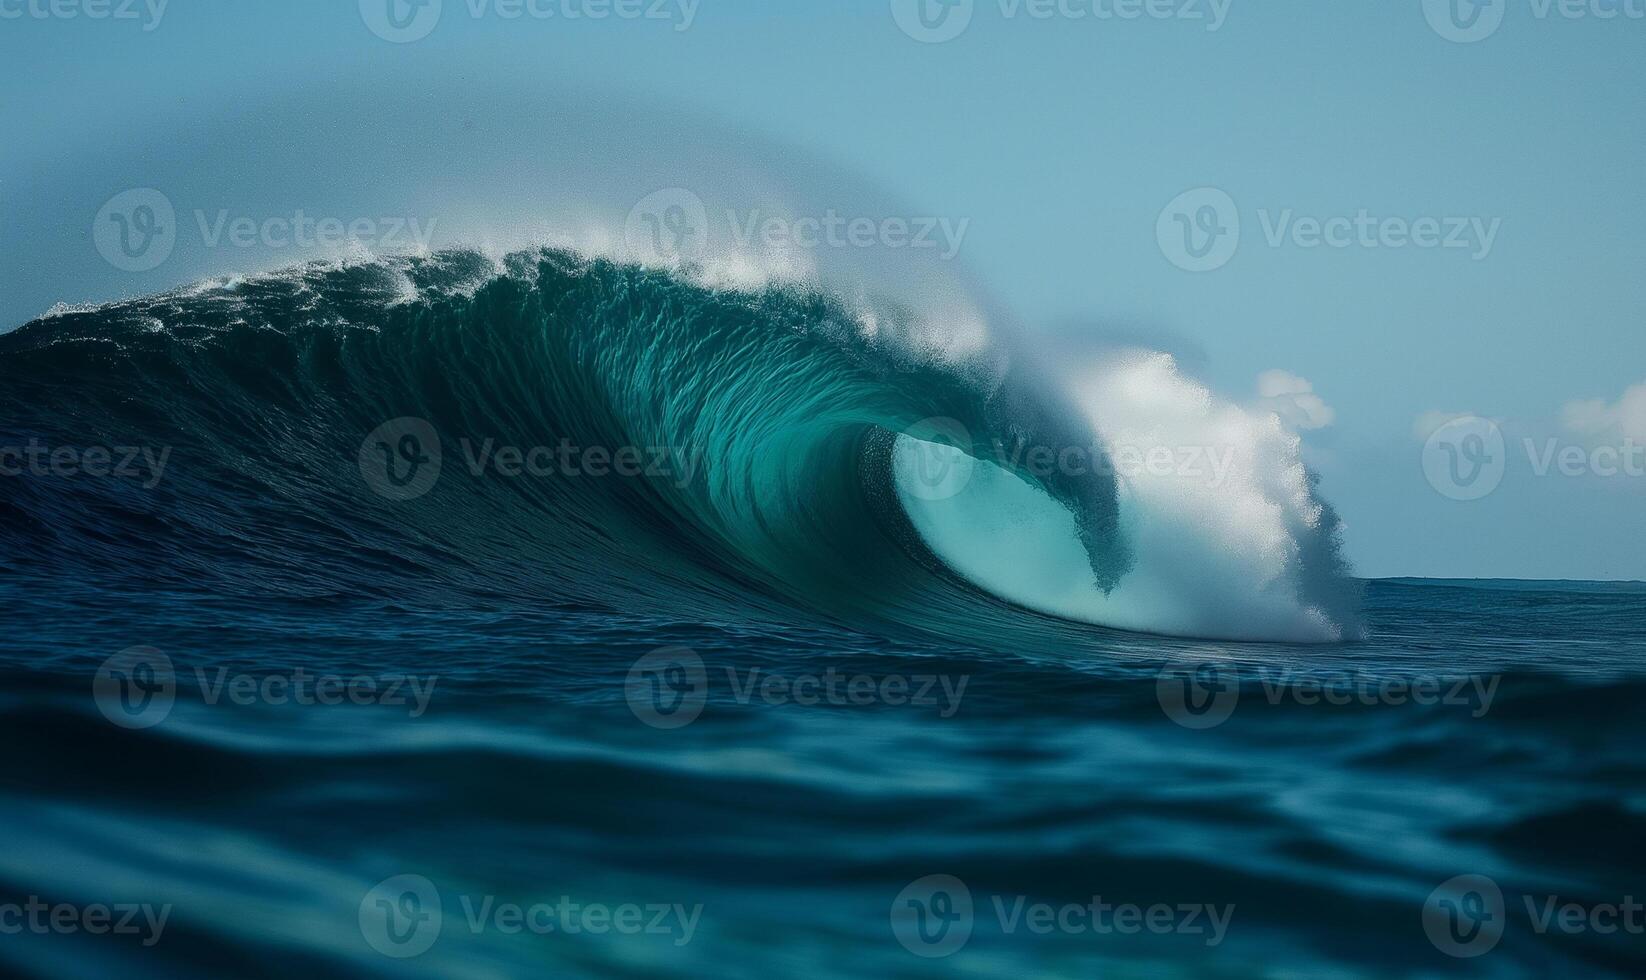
894 352 1348 643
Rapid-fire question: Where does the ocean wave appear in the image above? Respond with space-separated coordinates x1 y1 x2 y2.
0 247 1358 643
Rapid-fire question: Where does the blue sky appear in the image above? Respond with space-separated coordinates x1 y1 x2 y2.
3 0 1643 579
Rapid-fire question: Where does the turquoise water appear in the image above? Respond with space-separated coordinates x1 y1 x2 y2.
1 252 1641 977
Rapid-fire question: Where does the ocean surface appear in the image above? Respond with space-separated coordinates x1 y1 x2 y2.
1 250 1642 978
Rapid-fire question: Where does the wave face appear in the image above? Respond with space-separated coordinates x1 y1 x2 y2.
0 247 1357 644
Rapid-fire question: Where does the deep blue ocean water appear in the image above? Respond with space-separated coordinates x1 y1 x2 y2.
2 251 1642 977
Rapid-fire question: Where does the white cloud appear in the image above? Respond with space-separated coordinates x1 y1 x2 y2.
1561 381 1646 445
1254 369 1335 431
